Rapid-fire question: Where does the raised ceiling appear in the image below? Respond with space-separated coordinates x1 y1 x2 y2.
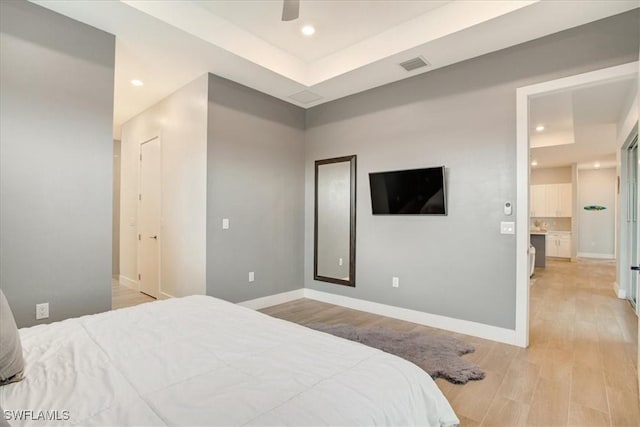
198 1 451 62
32 0 639 138
530 77 637 170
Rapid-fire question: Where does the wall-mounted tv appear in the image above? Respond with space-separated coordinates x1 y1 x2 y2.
369 166 447 215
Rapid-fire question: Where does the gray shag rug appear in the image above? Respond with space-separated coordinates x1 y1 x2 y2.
306 323 485 384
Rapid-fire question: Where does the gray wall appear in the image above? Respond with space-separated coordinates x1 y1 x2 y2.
305 10 639 330
0 0 114 327
206 74 305 302
578 168 617 256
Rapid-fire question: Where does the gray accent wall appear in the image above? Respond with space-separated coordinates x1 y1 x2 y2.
305 10 639 330
0 1 115 327
206 74 305 302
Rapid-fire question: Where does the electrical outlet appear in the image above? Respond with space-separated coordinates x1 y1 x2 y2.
36 303 49 320
248 272 255 282
339 258 343 266
392 277 399 288
222 218 229 230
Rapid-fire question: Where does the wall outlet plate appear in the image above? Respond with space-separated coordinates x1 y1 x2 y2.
248 272 255 282
36 302 49 320
392 277 399 288
222 218 229 230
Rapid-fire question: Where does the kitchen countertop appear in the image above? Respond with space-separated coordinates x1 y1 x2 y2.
530 230 571 235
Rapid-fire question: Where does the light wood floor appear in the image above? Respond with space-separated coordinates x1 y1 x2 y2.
261 259 639 427
111 278 155 309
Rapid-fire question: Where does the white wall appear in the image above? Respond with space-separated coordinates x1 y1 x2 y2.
120 75 208 297
113 140 121 277
530 166 572 185
578 168 617 258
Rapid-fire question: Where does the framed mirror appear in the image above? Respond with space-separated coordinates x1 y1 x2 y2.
314 155 356 286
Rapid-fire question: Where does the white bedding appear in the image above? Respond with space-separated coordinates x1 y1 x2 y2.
1 295 458 426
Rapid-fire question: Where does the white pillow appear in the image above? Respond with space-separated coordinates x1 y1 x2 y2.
0 289 24 386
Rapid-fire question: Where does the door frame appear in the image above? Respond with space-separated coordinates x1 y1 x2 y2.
620 130 639 311
515 62 638 347
137 135 162 298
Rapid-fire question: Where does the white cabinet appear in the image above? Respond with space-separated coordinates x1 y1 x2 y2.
546 232 571 258
557 183 572 217
530 185 547 217
530 183 572 218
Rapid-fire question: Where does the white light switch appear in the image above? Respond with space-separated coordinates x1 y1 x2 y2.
500 221 515 235
339 258 343 266
222 218 229 230
248 272 255 282
392 277 399 288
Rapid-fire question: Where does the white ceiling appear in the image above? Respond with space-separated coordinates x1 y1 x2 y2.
530 78 638 170
31 0 639 139
198 0 451 62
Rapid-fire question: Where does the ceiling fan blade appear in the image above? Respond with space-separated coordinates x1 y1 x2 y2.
282 0 299 21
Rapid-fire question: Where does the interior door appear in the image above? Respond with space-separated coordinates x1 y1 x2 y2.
139 138 161 298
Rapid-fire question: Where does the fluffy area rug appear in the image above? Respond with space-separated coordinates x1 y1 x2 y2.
306 323 485 384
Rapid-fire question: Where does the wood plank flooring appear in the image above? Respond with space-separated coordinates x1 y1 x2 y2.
261 259 639 427
111 277 155 309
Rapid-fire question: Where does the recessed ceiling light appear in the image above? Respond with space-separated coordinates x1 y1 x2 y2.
531 160 538 166
301 25 315 36
131 79 144 87
594 162 601 169
535 125 545 132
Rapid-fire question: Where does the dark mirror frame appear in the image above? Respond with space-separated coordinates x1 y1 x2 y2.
314 155 357 287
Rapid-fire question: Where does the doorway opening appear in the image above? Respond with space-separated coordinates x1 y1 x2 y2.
516 62 638 347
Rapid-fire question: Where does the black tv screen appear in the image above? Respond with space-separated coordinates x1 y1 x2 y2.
369 166 446 215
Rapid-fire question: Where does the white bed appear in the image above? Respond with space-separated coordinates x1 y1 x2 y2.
1 295 458 426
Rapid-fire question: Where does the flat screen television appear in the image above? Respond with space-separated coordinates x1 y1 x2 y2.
369 166 446 215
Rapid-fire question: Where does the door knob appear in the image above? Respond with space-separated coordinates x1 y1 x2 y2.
149 235 158 240
632 266 640 271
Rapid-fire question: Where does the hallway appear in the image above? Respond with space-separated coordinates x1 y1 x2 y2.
111 278 155 309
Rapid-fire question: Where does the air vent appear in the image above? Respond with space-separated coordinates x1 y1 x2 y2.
288 90 323 104
398 56 430 72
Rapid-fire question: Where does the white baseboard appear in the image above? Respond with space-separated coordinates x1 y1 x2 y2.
118 275 138 291
577 252 615 260
159 291 174 300
613 282 627 299
304 289 518 346
238 289 305 310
